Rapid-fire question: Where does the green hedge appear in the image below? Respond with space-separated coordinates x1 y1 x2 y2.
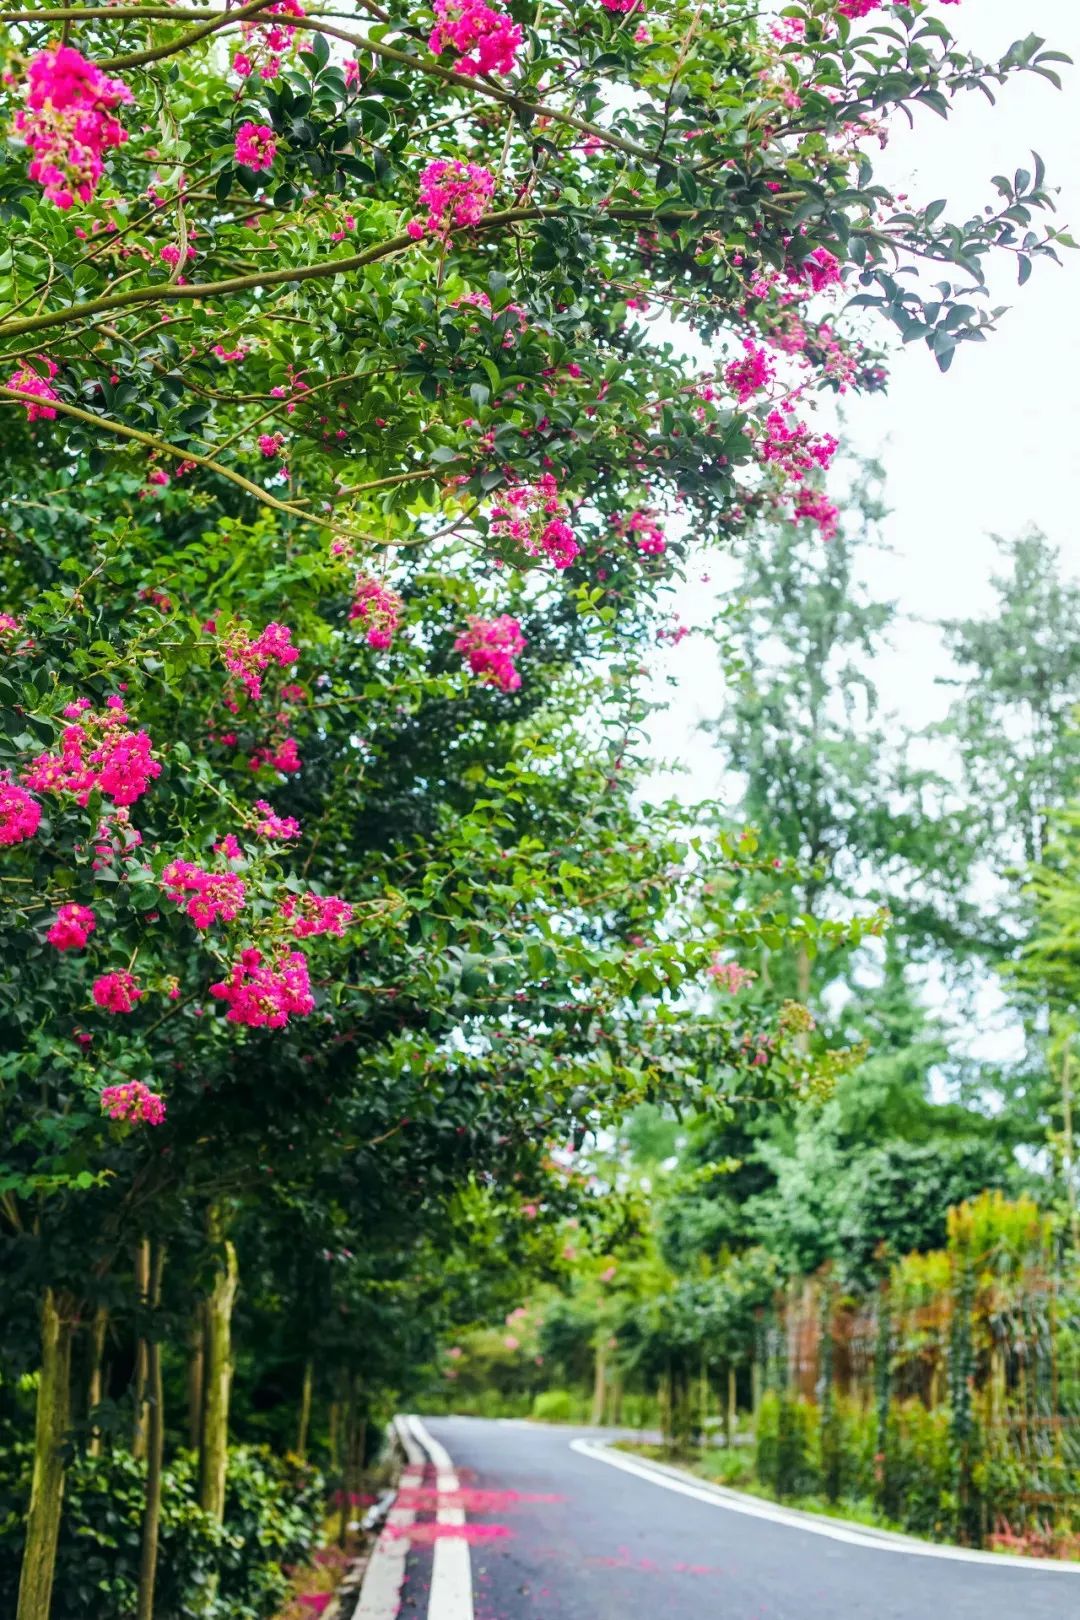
0 1444 324 1620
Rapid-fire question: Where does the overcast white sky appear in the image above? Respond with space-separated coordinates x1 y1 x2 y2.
647 1 1080 1075
654 0 1080 790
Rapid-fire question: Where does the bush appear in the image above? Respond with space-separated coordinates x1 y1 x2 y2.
0 1444 324 1620
531 1390 574 1424
755 1392 820 1499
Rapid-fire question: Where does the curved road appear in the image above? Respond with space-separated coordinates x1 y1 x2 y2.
389 1415 1078 1620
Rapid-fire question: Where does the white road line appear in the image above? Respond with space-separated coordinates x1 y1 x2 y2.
353 1420 426 1620
408 1414 475 1620
569 1439 1080 1573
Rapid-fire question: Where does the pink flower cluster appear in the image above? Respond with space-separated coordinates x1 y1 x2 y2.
47 902 96 950
210 946 315 1028
254 799 302 839
450 289 528 347
7 356 59 421
599 0 642 12
429 0 523 77
161 860 247 929
490 474 579 570
220 621 299 699
235 122 277 172
350 575 403 649
760 410 838 480
724 340 775 404
24 699 161 808
1 781 41 845
280 892 354 938
617 509 666 556
92 970 142 1014
16 46 131 209
792 486 839 540
251 736 301 774
233 0 305 80
786 246 843 295
100 1080 166 1125
708 957 756 993
455 615 525 693
410 159 496 239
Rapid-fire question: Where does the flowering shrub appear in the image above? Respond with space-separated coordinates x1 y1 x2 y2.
46 904 96 951
91 971 143 1014
210 947 315 1028
100 1080 166 1125
16 46 131 208
412 158 496 237
455 615 526 692
429 0 523 77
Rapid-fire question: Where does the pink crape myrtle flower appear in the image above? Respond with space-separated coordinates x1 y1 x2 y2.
47 902 96 950
7 356 59 421
280 892 354 938
786 245 843 295
24 700 161 808
253 799 302 839
708 957 756 994
235 121 277 171
0 781 41 845
250 736 301 773
760 410 838 481
454 615 525 693
429 0 523 77
350 575 403 649
210 946 315 1028
101 1081 166 1125
16 46 132 208
792 485 839 540
161 860 247 929
724 340 775 404
599 0 643 12
220 620 299 699
411 158 495 238
615 508 666 556
92 969 142 1014
490 474 580 570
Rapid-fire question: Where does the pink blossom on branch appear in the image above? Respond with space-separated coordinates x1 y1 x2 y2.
253 799 302 839
410 158 496 239
279 892 354 938
219 620 300 700
100 1081 166 1125
350 575 403 649
724 340 775 404
161 860 247 929
708 956 756 993
24 701 161 808
47 903 96 951
6 356 59 421
490 474 580 570
92 970 142 1014
235 121 278 171
429 0 523 77
16 46 132 209
210 946 315 1028
0 781 41 845
454 615 525 693
792 485 839 540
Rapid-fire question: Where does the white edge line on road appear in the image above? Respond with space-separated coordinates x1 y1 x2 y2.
569 1439 1080 1574
408 1415 475 1620
352 1419 425 1620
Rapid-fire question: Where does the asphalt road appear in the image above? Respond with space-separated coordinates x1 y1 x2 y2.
403 1415 1079 1620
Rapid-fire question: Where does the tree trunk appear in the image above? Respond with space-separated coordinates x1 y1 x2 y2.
198 1206 238 1519
726 1365 737 1448
16 1289 73 1620
328 1399 341 1470
1061 1042 1079 1253
87 1305 108 1459
296 1359 314 1460
186 1304 205 1452
131 1237 151 1460
338 1379 355 1549
136 1244 166 1620
590 1338 608 1426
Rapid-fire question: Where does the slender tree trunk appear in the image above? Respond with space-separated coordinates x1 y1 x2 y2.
338 1379 355 1549
328 1399 341 1470
609 1372 623 1427
136 1244 166 1620
727 1365 737 1448
1061 1043 1079 1253
87 1305 108 1459
296 1359 314 1460
198 1205 238 1519
132 1237 151 1461
186 1304 205 1452
16 1289 73 1620
590 1338 608 1427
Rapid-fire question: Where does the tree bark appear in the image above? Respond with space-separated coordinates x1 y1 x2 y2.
186 1304 205 1452
131 1237 151 1460
136 1243 166 1620
590 1338 608 1426
1061 1042 1079 1253
296 1359 314 1460
198 1205 238 1519
727 1365 737 1448
87 1305 108 1459
16 1289 73 1620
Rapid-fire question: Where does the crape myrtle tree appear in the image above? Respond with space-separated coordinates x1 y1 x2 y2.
0 0 1070 1614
